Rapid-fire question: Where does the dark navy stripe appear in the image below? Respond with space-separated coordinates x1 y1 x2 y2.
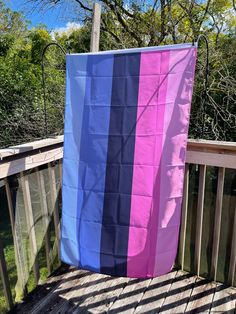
100 53 141 276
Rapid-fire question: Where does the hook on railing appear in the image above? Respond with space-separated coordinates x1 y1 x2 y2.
194 34 210 138
41 42 67 138
196 34 209 93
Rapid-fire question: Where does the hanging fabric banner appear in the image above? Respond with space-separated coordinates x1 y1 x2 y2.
60 43 197 278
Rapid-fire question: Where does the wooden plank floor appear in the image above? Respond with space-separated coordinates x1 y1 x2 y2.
11 265 236 314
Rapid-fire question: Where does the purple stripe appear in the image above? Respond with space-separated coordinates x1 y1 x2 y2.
100 53 141 276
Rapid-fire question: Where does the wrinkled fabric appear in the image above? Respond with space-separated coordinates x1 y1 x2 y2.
60 44 197 278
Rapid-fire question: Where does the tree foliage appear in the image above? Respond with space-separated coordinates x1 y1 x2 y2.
0 0 235 148
29 0 236 141
0 1 65 147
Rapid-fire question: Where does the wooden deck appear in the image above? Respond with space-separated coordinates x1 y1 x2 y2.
11 264 236 314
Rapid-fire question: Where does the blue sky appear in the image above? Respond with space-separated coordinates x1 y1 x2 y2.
5 0 79 30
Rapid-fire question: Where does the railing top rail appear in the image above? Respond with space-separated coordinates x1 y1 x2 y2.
0 137 235 162
0 136 64 160
1 137 236 159
188 139 236 152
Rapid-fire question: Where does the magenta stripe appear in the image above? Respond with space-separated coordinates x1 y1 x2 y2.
127 50 170 278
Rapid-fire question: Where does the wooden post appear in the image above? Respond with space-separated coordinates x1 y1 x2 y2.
48 163 60 261
59 160 63 188
228 203 236 286
36 168 52 275
210 167 225 281
90 3 101 52
20 172 40 285
179 164 189 270
194 164 206 276
4 178 27 297
0 237 14 310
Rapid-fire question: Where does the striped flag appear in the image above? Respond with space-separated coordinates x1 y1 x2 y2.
60 43 197 278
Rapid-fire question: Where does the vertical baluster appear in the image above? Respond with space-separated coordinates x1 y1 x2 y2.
56 160 62 197
179 164 189 270
48 163 60 261
0 237 13 310
228 202 236 286
59 159 63 187
36 167 51 275
20 172 40 284
210 167 225 281
194 164 206 276
4 178 27 297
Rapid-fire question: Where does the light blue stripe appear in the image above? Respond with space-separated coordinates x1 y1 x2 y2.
60 55 88 266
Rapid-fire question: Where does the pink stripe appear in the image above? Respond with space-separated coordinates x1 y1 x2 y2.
127 50 170 278
154 48 197 276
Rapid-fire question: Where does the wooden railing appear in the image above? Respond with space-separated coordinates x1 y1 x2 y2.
180 139 236 287
0 137 235 311
0 137 63 312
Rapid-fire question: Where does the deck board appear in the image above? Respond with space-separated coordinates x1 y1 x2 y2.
42 271 99 314
210 283 236 313
134 270 177 313
108 277 151 313
159 270 196 313
11 265 81 314
65 274 128 313
185 278 216 313
31 269 91 314
11 265 236 314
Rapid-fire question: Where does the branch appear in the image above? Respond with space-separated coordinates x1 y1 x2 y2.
176 0 198 39
198 0 212 30
100 18 123 44
208 11 222 48
233 0 236 11
166 0 177 43
160 0 166 42
113 0 134 18
74 0 92 12
101 26 122 43
102 0 143 46
151 0 159 14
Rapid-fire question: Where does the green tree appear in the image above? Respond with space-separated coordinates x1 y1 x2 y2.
1 0 235 145
31 28 51 63
28 0 236 141
0 2 66 147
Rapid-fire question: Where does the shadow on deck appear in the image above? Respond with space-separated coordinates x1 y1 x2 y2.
10 264 236 313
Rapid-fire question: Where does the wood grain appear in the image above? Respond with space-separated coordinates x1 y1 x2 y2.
186 151 236 169
20 172 40 284
194 165 206 276
228 202 236 286
90 3 101 52
0 147 63 179
4 177 27 296
179 165 189 270
0 237 13 310
210 167 225 281
159 270 196 313
134 271 177 313
185 278 216 313
48 163 60 260
210 283 236 312
12 268 236 313
36 168 52 274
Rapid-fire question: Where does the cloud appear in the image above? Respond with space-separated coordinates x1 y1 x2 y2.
51 22 81 38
